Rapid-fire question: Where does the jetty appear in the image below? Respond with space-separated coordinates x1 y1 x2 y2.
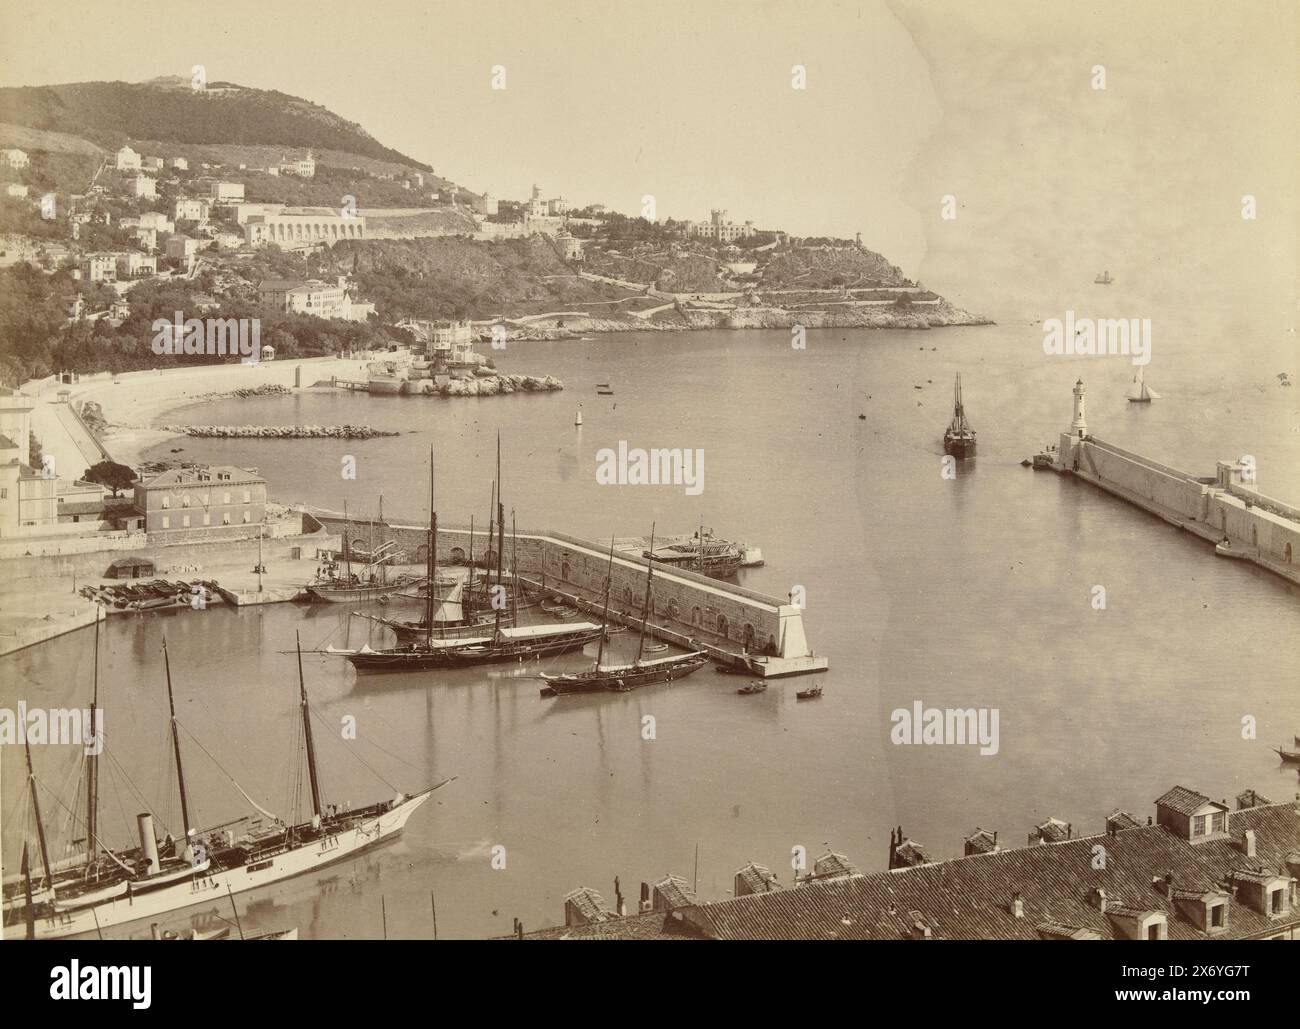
1045 380 1300 587
314 515 828 677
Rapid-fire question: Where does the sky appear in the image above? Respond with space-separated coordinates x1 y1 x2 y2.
0 0 1296 325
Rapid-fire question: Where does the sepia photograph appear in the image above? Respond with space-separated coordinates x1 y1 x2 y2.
0 0 1296 998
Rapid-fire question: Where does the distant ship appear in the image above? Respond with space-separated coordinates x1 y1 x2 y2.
943 374 977 459
1128 364 1161 403
1095 270 1114 285
644 528 742 579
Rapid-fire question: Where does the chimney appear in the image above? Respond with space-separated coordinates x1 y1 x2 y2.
1092 887 1108 914
614 876 626 917
514 919 523 940
1011 892 1024 919
1243 829 1256 858
137 812 160 876
638 881 651 914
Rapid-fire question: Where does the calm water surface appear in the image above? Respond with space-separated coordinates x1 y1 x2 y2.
4 322 1298 938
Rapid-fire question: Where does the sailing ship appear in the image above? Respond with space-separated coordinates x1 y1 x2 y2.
4 631 449 940
1095 270 1114 285
643 526 742 579
943 373 977 459
1128 364 1161 403
341 441 603 674
540 527 708 696
307 503 418 603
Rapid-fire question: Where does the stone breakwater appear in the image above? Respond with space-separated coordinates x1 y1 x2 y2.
438 374 562 397
158 424 398 439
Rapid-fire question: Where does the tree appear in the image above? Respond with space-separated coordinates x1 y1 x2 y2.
83 460 137 497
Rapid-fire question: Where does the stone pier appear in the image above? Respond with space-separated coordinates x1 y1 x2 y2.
316 516 829 677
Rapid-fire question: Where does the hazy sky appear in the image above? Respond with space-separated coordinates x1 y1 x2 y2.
1 0 1295 323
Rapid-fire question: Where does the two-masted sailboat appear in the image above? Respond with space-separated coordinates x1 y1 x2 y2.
307 501 419 603
540 527 708 697
1128 364 1161 403
342 442 602 674
4 624 448 940
942 373 977 459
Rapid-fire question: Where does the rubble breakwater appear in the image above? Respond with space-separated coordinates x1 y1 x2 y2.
157 424 398 439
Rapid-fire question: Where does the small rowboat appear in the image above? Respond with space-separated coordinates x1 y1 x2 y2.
736 681 767 695
795 685 823 701
1273 747 1300 764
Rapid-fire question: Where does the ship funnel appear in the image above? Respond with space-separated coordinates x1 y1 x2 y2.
137 813 160 876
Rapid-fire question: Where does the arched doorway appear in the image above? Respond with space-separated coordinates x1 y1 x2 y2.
716 614 729 640
561 560 571 581
1285 542 1293 563
743 623 756 651
691 606 702 627
449 546 466 564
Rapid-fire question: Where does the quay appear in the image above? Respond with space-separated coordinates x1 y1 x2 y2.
1047 380 1300 588
314 515 829 677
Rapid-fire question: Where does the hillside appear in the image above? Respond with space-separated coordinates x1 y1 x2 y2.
0 78 430 170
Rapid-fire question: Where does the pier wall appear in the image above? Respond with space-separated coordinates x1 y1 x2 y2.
1058 434 1300 586
316 515 824 670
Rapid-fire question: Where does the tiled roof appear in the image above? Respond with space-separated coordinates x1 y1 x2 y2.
1035 818 1071 843
965 829 998 855
513 910 703 940
814 851 861 878
676 804 1300 941
1156 785 1216 816
653 875 693 910
1105 810 1142 832
563 887 609 924
140 465 264 488
735 862 780 894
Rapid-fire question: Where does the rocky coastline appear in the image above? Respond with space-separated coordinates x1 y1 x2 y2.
157 424 398 440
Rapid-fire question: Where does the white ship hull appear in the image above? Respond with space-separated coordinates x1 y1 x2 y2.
16 791 433 940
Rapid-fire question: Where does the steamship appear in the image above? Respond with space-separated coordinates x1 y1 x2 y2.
3 623 448 940
943 373 977 459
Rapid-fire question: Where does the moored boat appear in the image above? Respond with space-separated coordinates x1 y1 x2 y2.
795 684 824 700
943 373 976 459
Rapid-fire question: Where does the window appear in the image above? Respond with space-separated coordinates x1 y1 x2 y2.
182 514 190 528
1211 812 1225 834
0 489 6 499
243 490 251 503
203 513 210 526
1192 816 1206 837
161 496 170 509
242 511 250 524
223 493 231 504
182 495 190 507
161 515 170 529
1270 889 1284 914
1210 904 1224 928
222 513 230 525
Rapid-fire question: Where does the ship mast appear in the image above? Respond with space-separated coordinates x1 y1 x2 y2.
85 605 101 870
295 632 323 823
162 640 192 843
426 447 436 646
511 508 518 628
594 535 615 669
634 523 656 667
343 498 350 581
24 739 53 889
493 433 505 640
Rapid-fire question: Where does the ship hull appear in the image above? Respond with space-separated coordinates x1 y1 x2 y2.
307 583 400 603
943 436 976 459
349 628 604 673
17 791 433 940
542 655 708 695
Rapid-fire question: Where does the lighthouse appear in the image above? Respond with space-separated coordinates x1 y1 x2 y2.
1070 378 1088 439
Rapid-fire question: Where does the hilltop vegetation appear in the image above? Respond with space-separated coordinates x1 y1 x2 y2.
0 79 429 170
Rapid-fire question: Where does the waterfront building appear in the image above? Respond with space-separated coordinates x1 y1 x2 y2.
257 277 373 321
1 147 30 170
114 146 141 171
515 785 1300 940
0 431 56 537
131 464 267 534
243 206 366 247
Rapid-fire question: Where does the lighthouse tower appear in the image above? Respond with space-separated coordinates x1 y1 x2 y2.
1070 378 1088 439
